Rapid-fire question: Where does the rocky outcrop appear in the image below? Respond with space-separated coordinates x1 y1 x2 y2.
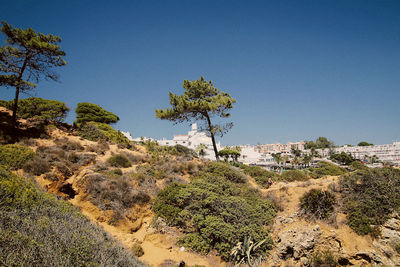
274 225 321 261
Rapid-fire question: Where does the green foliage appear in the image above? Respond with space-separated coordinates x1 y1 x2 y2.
358 141 373 146
309 249 338 267
0 169 145 266
305 137 334 149
0 144 34 169
330 152 355 165
240 164 278 188
155 76 236 160
0 97 69 121
205 162 247 183
308 161 347 178
230 237 268 266
349 160 367 170
300 189 336 220
340 168 400 235
281 169 308 182
218 148 241 162
78 121 130 147
75 102 119 126
153 168 275 261
0 21 67 123
107 154 132 168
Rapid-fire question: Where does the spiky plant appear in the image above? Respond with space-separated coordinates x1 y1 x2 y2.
230 237 267 266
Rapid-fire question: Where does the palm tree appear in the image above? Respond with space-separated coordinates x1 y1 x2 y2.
272 153 282 171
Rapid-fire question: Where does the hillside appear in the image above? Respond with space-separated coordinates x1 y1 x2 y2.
1 109 400 267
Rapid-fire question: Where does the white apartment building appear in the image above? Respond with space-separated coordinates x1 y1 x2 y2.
255 141 305 153
334 142 400 164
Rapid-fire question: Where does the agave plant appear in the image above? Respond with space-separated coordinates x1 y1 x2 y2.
230 237 267 266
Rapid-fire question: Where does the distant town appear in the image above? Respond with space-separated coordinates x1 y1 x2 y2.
122 124 400 167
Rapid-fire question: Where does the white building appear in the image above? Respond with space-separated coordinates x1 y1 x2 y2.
157 123 223 160
333 142 400 165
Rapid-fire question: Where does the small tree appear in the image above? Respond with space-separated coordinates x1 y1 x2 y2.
75 102 119 127
0 21 67 125
0 97 69 122
155 76 236 161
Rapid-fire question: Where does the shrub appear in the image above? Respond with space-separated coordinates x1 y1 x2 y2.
78 122 131 147
107 154 132 168
87 139 110 154
120 151 148 164
84 174 150 222
172 144 196 157
340 168 400 236
23 157 51 175
54 137 84 151
0 97 69 122
308 161 347 178
330 152 355 165
78 122 108 141
309 249 338 267
240 165 279 187
349 160 367 170
111 168 123 176
131 243 144 257
0 144 35 169
281 169 308 182
204 162 247 183
153 173 276 261
300 189 336 220
0 169 145 266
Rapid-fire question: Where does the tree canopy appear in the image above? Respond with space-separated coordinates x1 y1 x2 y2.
0 21 67 123
0 97 69 122
155 76 236 160
305 137 334 149
358 141 374 147
75 102 119 126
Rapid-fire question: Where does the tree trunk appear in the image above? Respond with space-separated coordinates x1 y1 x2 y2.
12 87 20 125
204 113 220 161
12 57 29 126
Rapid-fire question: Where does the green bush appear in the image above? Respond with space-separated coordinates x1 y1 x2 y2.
0 97 69 122
349 160 367 170
300 189 336 220
0 169 145 266
308 161 347 178
240 165 278 187
107 154 132 168
204 162 247 183
330 152 355 165
153 172 276 261
0 144 35 169
78 122 131 147
340 168 400 235
281 169 308 182
75 102 119 126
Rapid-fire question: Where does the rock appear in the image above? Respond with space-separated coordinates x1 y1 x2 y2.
275 225 321 260
300 256 309 266
385 218 400 231
130 218 143 233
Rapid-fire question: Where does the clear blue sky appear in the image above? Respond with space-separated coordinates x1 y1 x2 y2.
1 0 399 146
